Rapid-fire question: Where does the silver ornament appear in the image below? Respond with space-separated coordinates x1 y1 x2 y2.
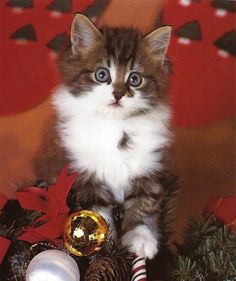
26 249 80 281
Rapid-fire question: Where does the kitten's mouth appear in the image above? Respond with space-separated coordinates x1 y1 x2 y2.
109 101 122 107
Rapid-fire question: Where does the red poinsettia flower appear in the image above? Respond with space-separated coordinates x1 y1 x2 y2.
17 165 78 243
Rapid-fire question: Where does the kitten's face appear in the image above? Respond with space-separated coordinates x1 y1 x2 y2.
58 14 171 118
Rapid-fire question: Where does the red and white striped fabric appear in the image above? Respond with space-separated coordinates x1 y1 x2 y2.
131 256 147 281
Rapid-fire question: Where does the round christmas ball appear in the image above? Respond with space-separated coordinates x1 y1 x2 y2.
26 249 80 281
64 210 108 256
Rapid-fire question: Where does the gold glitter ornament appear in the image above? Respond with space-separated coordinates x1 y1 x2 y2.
64 210 108 256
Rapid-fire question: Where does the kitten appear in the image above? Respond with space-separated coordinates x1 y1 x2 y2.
35 14 172 259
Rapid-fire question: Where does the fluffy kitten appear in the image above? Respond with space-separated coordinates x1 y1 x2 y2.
35 14 172 259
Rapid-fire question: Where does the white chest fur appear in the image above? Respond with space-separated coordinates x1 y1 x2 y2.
53 87 170 202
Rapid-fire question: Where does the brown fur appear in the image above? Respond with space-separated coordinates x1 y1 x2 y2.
34 116 68 183
122 176 163 233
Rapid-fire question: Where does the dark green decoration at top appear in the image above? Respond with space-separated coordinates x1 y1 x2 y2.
211 0 236 13
46 33 70 52
6 0 33 8
46 0 72 13
175 20 202 41
10 24 37 41
214 30 236 56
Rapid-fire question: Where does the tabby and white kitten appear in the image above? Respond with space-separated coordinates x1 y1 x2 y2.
49 14 171 259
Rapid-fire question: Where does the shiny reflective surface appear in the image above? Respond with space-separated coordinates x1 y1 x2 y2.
26 250 80 281
64 210 108 256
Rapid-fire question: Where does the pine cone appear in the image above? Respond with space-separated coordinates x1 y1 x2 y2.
85 255 132 281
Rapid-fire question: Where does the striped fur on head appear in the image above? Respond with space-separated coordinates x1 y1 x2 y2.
58 14 171 116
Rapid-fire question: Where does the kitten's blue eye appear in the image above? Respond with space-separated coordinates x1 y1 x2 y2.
128 72 142 87
95 67 110 83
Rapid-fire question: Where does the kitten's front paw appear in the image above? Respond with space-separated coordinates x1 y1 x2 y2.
121 225 159 259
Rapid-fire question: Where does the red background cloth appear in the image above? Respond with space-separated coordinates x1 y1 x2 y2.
0 0 94 115
164 0 235 127
0 0 235 127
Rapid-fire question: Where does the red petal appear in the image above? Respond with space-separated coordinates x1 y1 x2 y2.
34 214 67 239
49 165 78 201
19 187 48 198
18 229 46 243
34 214 51 224
47 165 78 215
16 191 49 213
0 237 11 264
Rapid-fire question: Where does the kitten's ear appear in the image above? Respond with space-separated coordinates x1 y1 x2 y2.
71 13 102 55
144 26 172 60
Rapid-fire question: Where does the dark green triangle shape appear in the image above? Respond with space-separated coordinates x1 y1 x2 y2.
46 33 70 52
46 0 72 13
175 20 202 41
6 0 33 8
84 0 109 18
214 30 236 56
211 0 236 13
10 24 37 41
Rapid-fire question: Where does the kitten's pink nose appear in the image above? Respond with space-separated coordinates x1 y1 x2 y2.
113 91 125 102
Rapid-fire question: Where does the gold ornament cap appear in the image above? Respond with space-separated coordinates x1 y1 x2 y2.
64 210 108 256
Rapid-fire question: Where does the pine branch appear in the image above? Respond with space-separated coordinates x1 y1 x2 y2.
196 225 236 280
181 216 220 256
170 216 236 281
170 256 202 281
0 200 41 241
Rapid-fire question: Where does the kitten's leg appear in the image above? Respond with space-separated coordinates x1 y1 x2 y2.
72 179 117 237
121 177 163 259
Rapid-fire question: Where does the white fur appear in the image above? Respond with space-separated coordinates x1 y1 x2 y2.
121 224 159 259
52 83 170 203
109 61 117 82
